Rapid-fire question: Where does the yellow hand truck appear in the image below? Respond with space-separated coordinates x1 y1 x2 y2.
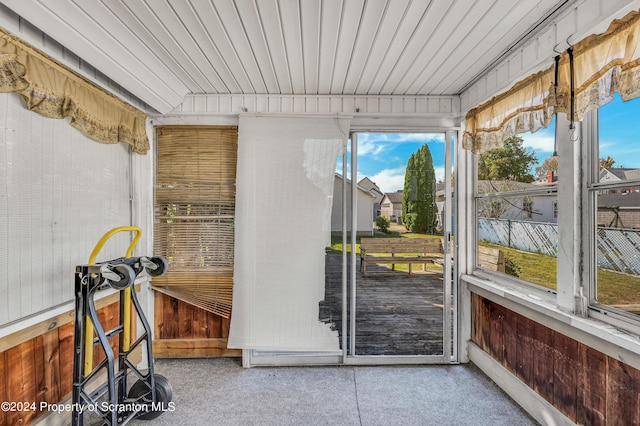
72 227 172 425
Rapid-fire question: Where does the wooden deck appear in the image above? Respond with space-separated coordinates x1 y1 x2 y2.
320 254 445 356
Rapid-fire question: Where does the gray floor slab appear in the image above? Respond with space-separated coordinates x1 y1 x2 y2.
127 358 537 426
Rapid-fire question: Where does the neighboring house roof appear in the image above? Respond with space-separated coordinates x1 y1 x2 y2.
598 192 640 208
358 177 384 202
600 168 640 182
382 191 404 205
335 173 375 196
477 180 541 193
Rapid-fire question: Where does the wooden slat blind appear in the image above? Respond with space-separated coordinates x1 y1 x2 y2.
153 126 237 318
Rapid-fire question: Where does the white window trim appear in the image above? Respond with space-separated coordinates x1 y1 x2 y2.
586 106 640 334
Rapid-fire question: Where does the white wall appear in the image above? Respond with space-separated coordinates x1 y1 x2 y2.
330 176 374 235
0 91 137 328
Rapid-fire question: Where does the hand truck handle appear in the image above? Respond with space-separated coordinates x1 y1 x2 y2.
89 226 142 265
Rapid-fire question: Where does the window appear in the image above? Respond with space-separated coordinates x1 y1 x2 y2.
474 123 558 291
590 95 640 320
522 199 533 219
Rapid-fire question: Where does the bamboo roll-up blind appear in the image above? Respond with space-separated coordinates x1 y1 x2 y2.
153 126 237 318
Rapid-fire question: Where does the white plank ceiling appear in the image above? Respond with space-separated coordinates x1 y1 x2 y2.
1 0 574 113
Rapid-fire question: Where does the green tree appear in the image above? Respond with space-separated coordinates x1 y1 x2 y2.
402 144 438 234
535 155 558 180
478 136 537 183
600 156 616 169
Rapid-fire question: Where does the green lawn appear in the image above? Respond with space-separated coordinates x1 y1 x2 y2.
481 242 640 306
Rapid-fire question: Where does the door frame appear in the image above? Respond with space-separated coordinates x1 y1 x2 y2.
342 131 458 365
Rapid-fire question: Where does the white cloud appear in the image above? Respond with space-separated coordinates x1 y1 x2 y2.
360 165 447 193
357 138 386 157
521 129 554 153
366 166 406 193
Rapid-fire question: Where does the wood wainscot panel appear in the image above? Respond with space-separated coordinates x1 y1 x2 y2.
577 345 607 426
153 338 241 358
0 287 141 425
0 349 5 426
607 357 640 425
153 292 235 357
552 331 579 419
5 340 38 425
471 294 640 425
515 314 534 384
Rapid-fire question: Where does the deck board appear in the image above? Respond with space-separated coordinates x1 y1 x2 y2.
320 254 445 356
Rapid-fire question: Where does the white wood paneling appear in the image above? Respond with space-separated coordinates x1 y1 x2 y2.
2 0 583 113
0 92 132 326
174 94 460 117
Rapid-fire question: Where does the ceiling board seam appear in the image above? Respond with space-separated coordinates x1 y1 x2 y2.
353 0 391 94
328 0 346 95
429 0 524 95
44 0 185 103
116 0 203 92
362 0 411 95
391 0 461 95
140 0 208 93
313 0 322 95
276 0 295 94
376 0 435 94
296 0 306 94
340 0 368 94
167 0 230 93
97 0 194 97
187 2 241 93
201 0 253 94
208 1 257 93
231 0 269 94
456 0 574 94
410 0 495 95
253 0 282 93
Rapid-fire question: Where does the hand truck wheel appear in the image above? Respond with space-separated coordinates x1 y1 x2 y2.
128 374 173 420
106 264 136 290
143 256 169 277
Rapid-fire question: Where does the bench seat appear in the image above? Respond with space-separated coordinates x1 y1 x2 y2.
359 237 444 276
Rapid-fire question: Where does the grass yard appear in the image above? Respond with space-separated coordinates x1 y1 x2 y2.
481 242 640 306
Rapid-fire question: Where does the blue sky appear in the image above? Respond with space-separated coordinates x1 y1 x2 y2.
337 133 447 193
521 93 640 169
339 93 640 195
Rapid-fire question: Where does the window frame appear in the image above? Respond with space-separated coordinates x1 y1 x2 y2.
586 108 640 331
472 142 559 295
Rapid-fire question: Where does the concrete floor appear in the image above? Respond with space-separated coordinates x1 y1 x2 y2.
128 358 537 426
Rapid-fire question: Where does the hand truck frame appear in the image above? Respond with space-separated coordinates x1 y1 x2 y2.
72 226 172 425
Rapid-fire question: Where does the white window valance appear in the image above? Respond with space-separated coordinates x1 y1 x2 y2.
464 9 640 154
0 28 149 154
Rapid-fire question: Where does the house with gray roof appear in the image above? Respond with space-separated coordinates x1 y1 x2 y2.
380 191 404 224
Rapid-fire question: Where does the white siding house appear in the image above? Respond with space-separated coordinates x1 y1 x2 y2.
330 174 374 236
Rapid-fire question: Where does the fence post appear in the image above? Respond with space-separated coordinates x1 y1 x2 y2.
507 219 512 248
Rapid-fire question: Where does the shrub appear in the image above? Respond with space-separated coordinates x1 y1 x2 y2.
375 215 391 233
403 213 417 232
505 256 521 277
